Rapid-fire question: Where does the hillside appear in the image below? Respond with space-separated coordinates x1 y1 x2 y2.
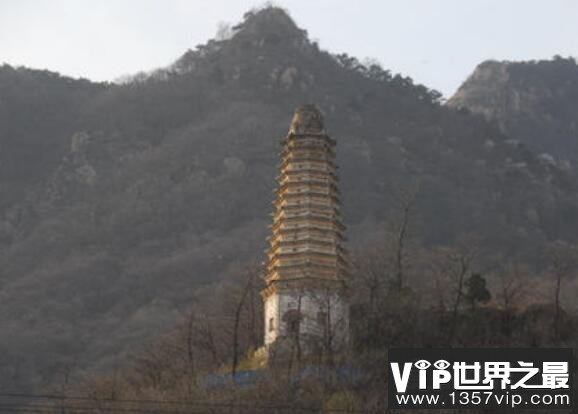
448 56 578 167
0 65 105 232
1 7 577 392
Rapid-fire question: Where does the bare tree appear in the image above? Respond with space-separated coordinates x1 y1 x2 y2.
431 239 478 343
495 262 527 334
350 247 388 312
231 267 257 381
387 183 419 292
186 310 196 395
191 314 222 368
545 241 578 342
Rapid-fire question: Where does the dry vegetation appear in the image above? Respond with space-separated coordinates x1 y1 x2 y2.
45 203 578 414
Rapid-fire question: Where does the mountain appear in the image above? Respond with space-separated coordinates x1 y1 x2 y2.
1 7 577 391
448 57 578 168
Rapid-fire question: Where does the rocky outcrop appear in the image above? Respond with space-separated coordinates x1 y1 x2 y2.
48 131 97 201
448 57 578 164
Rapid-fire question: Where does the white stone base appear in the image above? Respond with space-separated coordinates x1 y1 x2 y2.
263 290 349 351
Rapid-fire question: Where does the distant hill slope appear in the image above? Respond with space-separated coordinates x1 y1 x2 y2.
0 65 105 215
448 57 578 167
0 7 577 391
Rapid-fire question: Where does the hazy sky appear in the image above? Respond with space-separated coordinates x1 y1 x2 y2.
0 0 576 97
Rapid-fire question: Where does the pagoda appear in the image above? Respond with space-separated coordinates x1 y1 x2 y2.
261 105 349 352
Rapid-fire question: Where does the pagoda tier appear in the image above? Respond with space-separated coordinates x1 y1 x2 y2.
262 105 348 298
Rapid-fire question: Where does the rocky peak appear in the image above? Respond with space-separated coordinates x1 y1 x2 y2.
170 6 311 81
447 60 511 119
234 6 305 41
448 56 578 163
